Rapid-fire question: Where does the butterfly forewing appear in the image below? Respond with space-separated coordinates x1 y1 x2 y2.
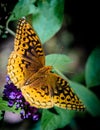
53 75 85 111
14 18 45 66
20 67 85 110
7 18 45 87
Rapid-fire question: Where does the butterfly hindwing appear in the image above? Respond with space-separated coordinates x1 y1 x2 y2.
7 18 45 87
20 67 85 110
21 84 53 108
7 51 43 88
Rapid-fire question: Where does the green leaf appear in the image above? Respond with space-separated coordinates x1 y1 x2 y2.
41 108 75 130
69 81 100 116
46 54 72 73
8 0 64 43
85 47 100 87
31 0 64 43
0 111 4 120
0 97 20 113
8 0 37 21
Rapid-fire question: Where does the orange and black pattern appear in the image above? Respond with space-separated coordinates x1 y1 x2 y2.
7 18 85 110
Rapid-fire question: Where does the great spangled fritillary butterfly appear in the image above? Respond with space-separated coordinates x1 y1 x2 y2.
7 18 85 110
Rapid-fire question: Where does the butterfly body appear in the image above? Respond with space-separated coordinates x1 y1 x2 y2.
7 18 85 110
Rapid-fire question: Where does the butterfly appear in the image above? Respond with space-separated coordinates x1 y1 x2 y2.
7 18 85 110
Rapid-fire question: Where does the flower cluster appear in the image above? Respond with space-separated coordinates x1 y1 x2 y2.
3 76 39 121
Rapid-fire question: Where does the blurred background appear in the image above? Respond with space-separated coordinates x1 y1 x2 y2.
0 0 100 130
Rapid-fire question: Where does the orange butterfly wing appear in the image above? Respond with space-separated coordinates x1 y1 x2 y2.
21 68 54 108
7 18 85 110
53 74 84 110
21 67 84 110
7 18 45 88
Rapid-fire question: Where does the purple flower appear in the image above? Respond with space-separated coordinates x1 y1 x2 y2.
3 76 39 121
